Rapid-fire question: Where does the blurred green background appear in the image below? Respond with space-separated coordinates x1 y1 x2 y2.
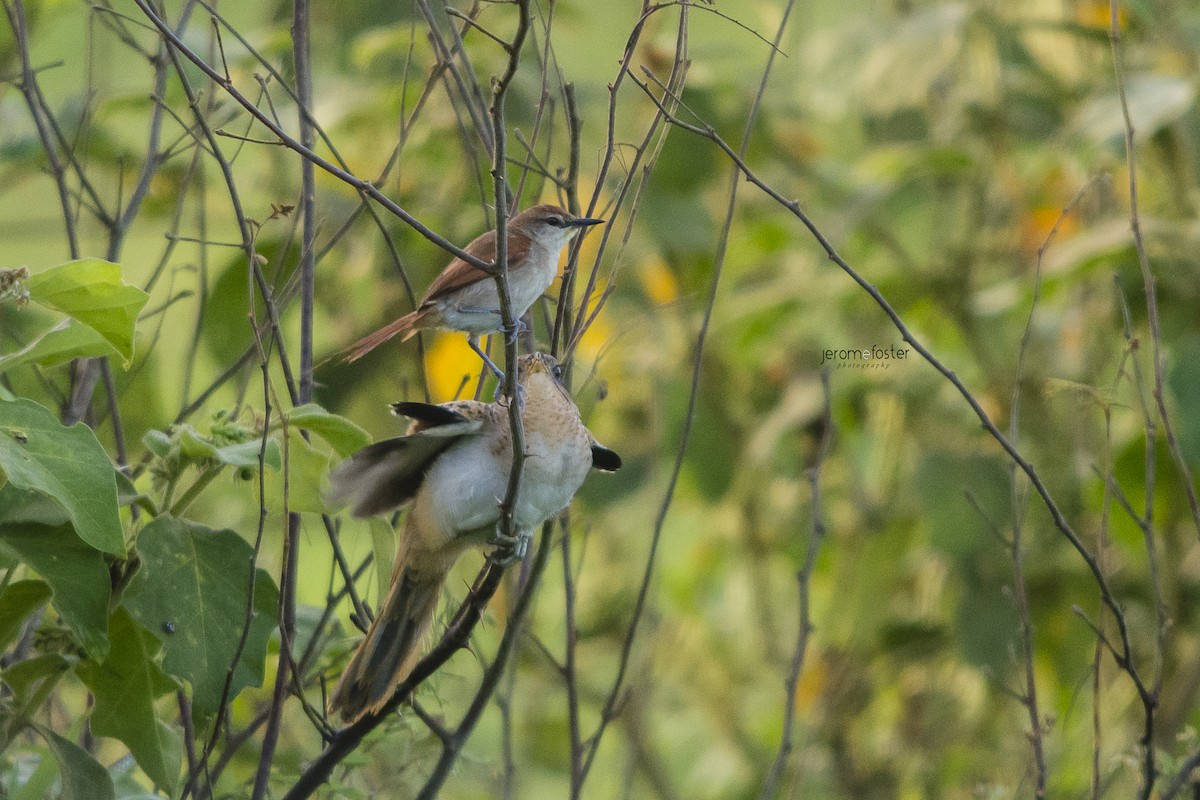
3 0 1200 797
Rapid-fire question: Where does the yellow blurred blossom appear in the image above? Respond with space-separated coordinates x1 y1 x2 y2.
1077 0 1126 29
638 255 680 306
425 332 488 401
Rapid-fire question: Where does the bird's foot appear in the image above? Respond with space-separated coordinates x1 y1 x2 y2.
501 317 527 346
493 381 526 407
489 525 530 567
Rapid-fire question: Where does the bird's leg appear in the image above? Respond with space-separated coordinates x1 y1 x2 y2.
464 332 526 405
466 334 505 382
502 316 527 345
489 522 530 567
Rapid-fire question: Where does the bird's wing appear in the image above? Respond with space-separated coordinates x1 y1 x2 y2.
422 229 532 303
327 413 484 518
392 400 492 435
390 401 474 429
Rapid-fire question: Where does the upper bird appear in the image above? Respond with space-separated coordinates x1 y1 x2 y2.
325 352 621 723
341 204 604 376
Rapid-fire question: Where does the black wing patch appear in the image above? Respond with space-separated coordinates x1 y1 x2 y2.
390 401 470 428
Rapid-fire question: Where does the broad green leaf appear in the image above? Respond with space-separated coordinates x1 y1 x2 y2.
0 521 111 659
26 259 149 366
0 319 119 374
123 516 279 716
0 399 125 556
214 438 281 470
2 654 74 714
77 609 182 795
261 428 333 514
0 483 70 528
0 579 52 650
177 427 219 461
287 404 372 456
114 470 141 508
35 726 116 800
150 426 280 470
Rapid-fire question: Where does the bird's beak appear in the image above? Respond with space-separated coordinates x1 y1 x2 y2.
566 217 605 228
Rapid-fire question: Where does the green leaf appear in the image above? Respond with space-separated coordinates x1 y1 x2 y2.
0 520 111 659
141 430 172 458
177 427 219 461
2 654 74 714
0 399 125 556
122 516 279 715
287 404 372 457
114 470 141 508
261 429 332 514
0 483 70 528
0 319 119 374
77 609 182 795
214 438 281 470
0 579 52 650
35 726 116 800
26 259 149 367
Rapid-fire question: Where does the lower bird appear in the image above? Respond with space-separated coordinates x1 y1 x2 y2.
326 352 621 723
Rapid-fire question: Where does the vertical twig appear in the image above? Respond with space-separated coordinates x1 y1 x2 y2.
251 0 315 795
1007 179 1097 796
3 0 81 260
414 526 553 799
1108 0 1200 540
488 0 532 545
760 369 833 799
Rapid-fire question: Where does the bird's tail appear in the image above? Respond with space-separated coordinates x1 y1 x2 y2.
340 308 431 363
327 538 448 723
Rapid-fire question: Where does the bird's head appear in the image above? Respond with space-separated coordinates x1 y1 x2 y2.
511 204 604 251
516 352 571 403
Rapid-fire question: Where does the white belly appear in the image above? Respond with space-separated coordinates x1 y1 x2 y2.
409 422 591 552
434 246 557 334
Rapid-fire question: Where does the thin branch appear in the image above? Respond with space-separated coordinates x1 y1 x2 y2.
130 0 495 272
415 525 554 799
280 557 510 799
1007 179 1098 798
250 0 316 793
577 11 694 782
1108 0 1200 543
760 368 832 800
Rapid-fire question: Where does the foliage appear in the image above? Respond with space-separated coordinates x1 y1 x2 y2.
1 0 1200 798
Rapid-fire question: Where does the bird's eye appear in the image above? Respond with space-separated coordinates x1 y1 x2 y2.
546 216 564 227
551 363 564 380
